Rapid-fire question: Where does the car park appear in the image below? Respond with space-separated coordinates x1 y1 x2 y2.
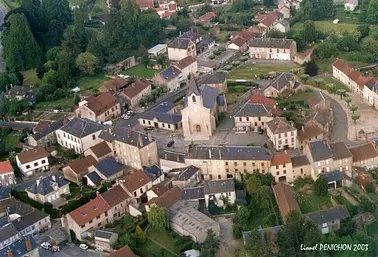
79 244 88 250
41 242 51 250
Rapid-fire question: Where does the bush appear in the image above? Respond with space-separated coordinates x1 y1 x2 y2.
294 177 314 190
209 55 215 60
228 86 248 93
232 61 241 67
224 65 233 71
232 224 242 239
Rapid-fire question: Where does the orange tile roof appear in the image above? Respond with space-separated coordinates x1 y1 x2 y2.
199 11 216 22
0 160 13 174
145 186 182 208
109 245 137 257
230 36 246 47
273 183 301 222
333 59 354 74
297 125 324 141
17 147 49 164
68 196 109 226
162 12 175 18
100 78 126 92
122 79 151 99
34 120 53 133
66 155 97 175
100 185 129 208
135 0 154 9
88 141 112 160
85 92 118 116
271 153 291 166
249 92 277 108
258 13 278 28
122 170 151 193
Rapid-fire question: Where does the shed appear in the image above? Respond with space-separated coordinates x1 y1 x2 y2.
48 228 68 247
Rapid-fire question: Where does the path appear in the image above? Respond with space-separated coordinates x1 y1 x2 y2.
340 188 359 206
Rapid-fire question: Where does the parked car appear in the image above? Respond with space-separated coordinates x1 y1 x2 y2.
144 126 154 131
121 114 131 120
79 244 88 250
41 242 51 250
96 247 104 252
52 246 60 252
126 110 133 115
167 140 174 147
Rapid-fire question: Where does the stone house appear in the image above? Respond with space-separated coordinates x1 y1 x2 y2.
62 155 97 183
84 141 113 162
270 153 293 183
291 155 312 180
167 38 196 61
200 72 227 93
121 79 152 108
173 56 198 79
171 166 200 188
234 103 273 132
305 206 350 234
203 178 236 208
297 124 325 150
0 160 16 187
153 66 183 92
266 117 298 150
249 38 297 61
86 157 125 187
120 170 153 200
94 230 118 251
263 72 296 97
98 78 127 93
349 142 378 169
159 150 186 172
27 118 66 147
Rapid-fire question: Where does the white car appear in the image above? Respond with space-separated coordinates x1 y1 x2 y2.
40 242 51 250
79 244 88 250
96 247 104 252
126 110 133 115
121 114 131 120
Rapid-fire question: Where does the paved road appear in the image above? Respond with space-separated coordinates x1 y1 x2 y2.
0 4 6 71
0 120 36 129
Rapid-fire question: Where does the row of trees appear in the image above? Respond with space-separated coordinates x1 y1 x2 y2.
359 0 378 24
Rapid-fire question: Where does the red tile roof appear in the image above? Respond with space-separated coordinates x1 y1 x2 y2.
249 92 277 108
109 245 137 257
17 147 49 164
239 29 254 41
273 183 301 222
122 170 152 193
85 92 119 116
168 3 177 11
297 125 324 141
199 12 216 22
88 141 112 160
0 160 13 174
34 120 53 133
122 79 151 99
100 185 129 208
145 186 182 208
333 59 354 74
175 56 197 70
349 143 378 162
135 0 154 9
100 78 126 92
162 12 175 18
258 13 278 28
68 196 109 226
66 155 97 175
271 153 291 166
230 36 246 47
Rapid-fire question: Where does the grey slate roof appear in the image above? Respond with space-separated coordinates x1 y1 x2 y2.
94 157 123 178
144 165 163 181
266 117 296 134
201 85 219 109
179 31 201 42
0 236 38 257
291 155 310 167
279 19 290 27
249 38 294 49
87 171 103 185
152 101 175 113
160 66 182 81
236 190 247 206
26 172 69 196
0 223 18 243
187 145 271 161
309 140 333 162
95 229 116 239
168 38 192 49
266 72 294 91
181 187 205 200
234 103 271 117
5 86 32 96
60 117 104 138
305 206 350 225
174 165 199 181
140 111 182 125
159 150 185 163
321 171 343 183
99 127 155 148
216 95 226 107
11 209 49 232
32 118 66 141
203 178 235 195
329 142 352 160
187 73 200 96
201 72 227 85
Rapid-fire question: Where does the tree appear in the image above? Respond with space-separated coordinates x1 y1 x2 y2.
303 20 316 44
263 0 275 7
304 61 318 76
86 33 106 65
135 225 146 244
313 176 328 196
141 56 150 67
56 50 76 87
336 89 346 99
245 174 261 195
266 29 285 38
365 182 375 193
313 42 339 59
3 13 42 71
344 97 352 106
351 113 360 124
326 83 336 94
350 105 358 113
300 74 310 83
76 52 99 76
260 173 274 186
313 78 323 88
73 93 81 105
115 233 136 250
360 196 376 213
237 206 250 229
147 206 167 231
357 24 370 39
245 230 273 257
200 229 219 257
338 218 357 236
367 0 378 23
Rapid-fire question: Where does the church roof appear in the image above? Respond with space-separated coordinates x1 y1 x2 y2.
187 73 200 96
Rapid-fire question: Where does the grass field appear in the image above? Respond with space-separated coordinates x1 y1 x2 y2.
22 69 41 86
292 21 358 35
296 192 333 213
135 239 177 257
146 228 188 255
77 74 110 93
4 132 24 147
123 64 162 79
35 96 74 111
334 6 360 24
215 31 230 42
308 77 350 92
334 194 358 216
228 63 299 80
284 90 314 102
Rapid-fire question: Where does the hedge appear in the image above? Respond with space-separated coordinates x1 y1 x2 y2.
228 86 248 93
227 80 258 88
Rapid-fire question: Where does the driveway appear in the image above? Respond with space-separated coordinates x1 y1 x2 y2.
213 216 238 257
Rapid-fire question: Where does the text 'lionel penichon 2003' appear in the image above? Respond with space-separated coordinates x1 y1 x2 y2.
300 244 369 251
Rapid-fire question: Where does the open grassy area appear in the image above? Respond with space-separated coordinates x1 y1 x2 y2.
135 239 177 257
35 96 75 111
334 194 358 216
334 6 360 24
225 92 245 105
228 63 299 80
215 31 230 42
146 228 192 255
296 192 333 213
307 77 350 92
123 64 162 79
22 69 41 86
292 21 358 35
1 0 20 10
4 132 24 147
77 74 110 94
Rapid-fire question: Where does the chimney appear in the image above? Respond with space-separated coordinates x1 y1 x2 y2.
147 133 152 142
25 238 32 251
36 179 40 187
52 175 56 182
7 248 12 257
138 135 144 147
302 126 304 131
209 148 212 159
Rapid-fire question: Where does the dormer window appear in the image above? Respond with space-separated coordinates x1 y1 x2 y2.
192 95 196 102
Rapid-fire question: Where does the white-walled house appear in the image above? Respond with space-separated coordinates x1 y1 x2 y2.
203 179 236 208
266 117 298 150
249 38 297 61
16 147 49 176
56 117 105 154
174 56 198 79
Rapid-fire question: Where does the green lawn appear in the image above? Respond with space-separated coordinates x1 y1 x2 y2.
367 221 378 236
22 69 41 86
123 64 162 79
228 63 299 80
4 132 24 147
292 21 358 35
134 239 177 257
77 74 110 94
334 195 358 216
146 229 180 254
308 77 350 92
286 90 314 102
215 31 230 42
334 6 360 24
296 192 333 213
1 0 20 10
35 96 75 111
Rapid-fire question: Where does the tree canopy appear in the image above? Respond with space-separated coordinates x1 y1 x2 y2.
147 206 168 231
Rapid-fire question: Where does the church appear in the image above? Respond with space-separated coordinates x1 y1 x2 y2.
181 73 226 141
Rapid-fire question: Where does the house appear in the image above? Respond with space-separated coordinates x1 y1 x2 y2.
278 5 291 19
228 30 254 52
305 206 350 234
294 48 315 65
135 0 154 9
146 182 171 201
167 38 196 61
321 171 345 189
94 230 118 251
306 110 332 133
198 11 216 25
256 13 280 32
344 0 358 11
148 44 168 56
144 165 165 185
0 236 39 257
109 245 137 257
121 79 152 108
234 103 273 132
56 118 104 154
174 56 198 78
274 19 290 33
0 222 24 250
99 127 158 169
266 117 297 150
26 172 69 205
196 35 216 54
145 186 183 211
297 124 325 150
120 170 153 200
159 150 186 172
248 25 266 37
75 92 121 122
273 183 301 222
84 141 113 162
363 78 378 107
181 74 226 141
99 78 127 93
249 38 297 61
86 157 125 187
16 147 49 176
185 145 271 180
307 92 329 111
138 101 182 131
270 153 293 183
263 72 296 97
332 59 354 87
62 155 97 183
0 160 15 187
200 72 227 93
27 118 66 147
171 166 200 188
329 141 353 176
4 86 35 104
291 155 312 180
355 168 376 192
203 178 236 208
349 142 378 169
249 92 277 108
169 204 220 243
153 66 183 91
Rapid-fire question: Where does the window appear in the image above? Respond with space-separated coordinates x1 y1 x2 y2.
209 174 213 179
283 164 286 168
140 188 143 194
284 132 287 137
276 171 279 175
254 122 257 126
168 124 171 129
244 169 247 173
192 95 196 102
134 192 137 197
218 175 221 179
252 162 255 167
261 163 264 167
34 162 38 167
234 162 237 166
92 134 96 140
143 120 145 124
26 165 30 169
283 170 286 174
258 117 261 121
246 117 249 121
162 123 165 128
243 162 246 166
105 211 108 217
276 49 279 53
226 169 229 173
276 165 279 169
89 220 93 224
81 225 85 228
300 168 303 174
225 162 228 166
98 222 102 227
97 216 100 219
235 169 238 172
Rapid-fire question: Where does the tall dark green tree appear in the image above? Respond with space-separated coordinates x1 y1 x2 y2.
295 0 333 22
200 229 219 257
367 0 378 23
313 176 328 196
55 50 76 87
3 13 42 72
303 20 316 44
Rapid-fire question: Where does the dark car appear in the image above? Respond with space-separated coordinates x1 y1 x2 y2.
257 129 264 135
167 140 174 147
144 126 154 131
